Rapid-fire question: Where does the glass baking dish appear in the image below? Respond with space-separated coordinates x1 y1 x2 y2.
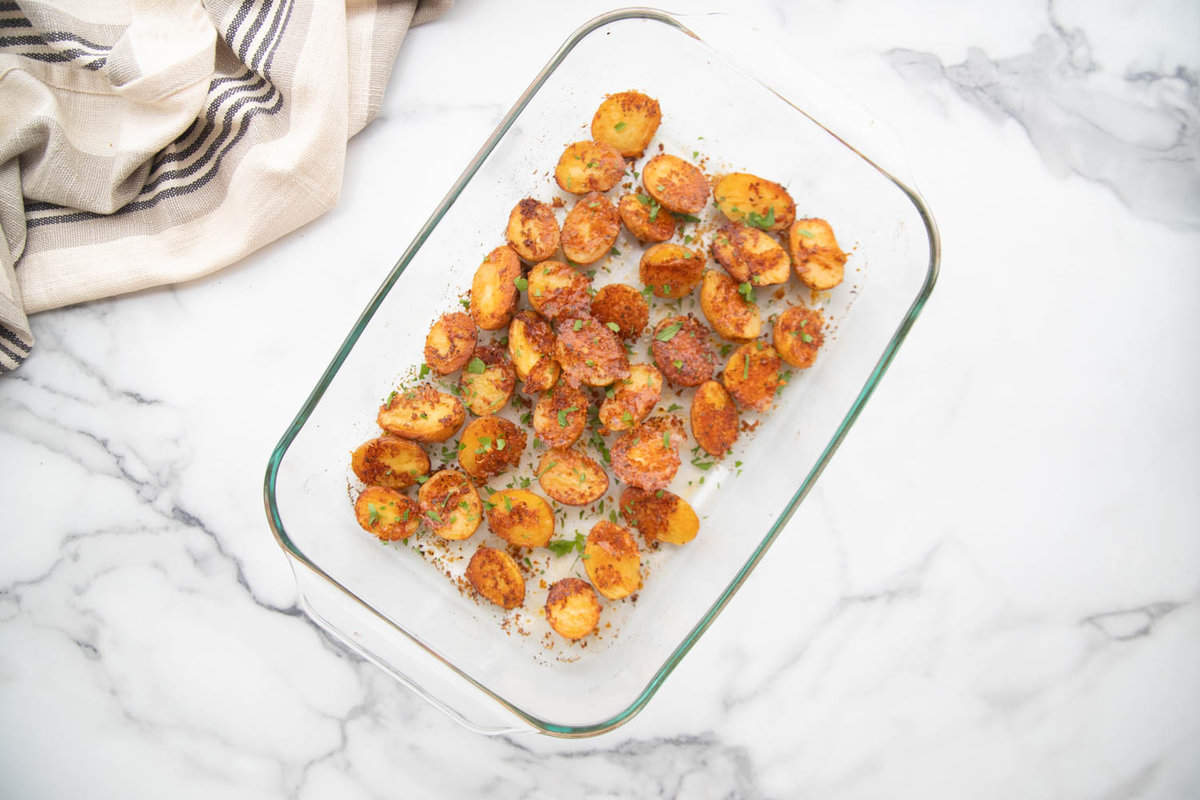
263 8 939 737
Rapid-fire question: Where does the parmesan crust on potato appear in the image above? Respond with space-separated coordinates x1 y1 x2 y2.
528 259 591 321
351 435 430 489
789 218 847 291
506 198 560 262
545 577 601 640
619 487 699 545
650 314 717 387
690 380 739 458
561 192 621 265
713 173 795 231
459 345 516 416
458 415 526 480
590 90 661 157
532 380 589 448
418 469 483 541
642 154 708 214
354 486 420 541
722 342 784 413
537 447 608 505
424 312 477 375
598 363 662 433
711 222 790 286
554 140 625 194
611 415 685 491
554 315 630 387
465 546 525 609
639 243 705 300
589 283 649 341
617 192 676 243
508 311 560 394
773 305 825 369
470 246 522 330
699 269 761 341
584 521 642 600
485 489 555 547
377 384 465 442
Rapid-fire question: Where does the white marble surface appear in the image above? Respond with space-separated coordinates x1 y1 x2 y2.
2 0 1199 797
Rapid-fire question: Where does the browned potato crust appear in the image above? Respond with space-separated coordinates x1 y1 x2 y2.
699 270 761 341
485 489 555 547
470 246 522 330
611 415 685 491
351 435 430 489
423 312 477 375
465 546 525 609
545 577 601 640
722 342 784 412
506 198 560 262
617 193 676 242
711 222 790 286
533 381 589 448
459 345 515 416
458 415 526 480
354 486 420 541
713 173 795 231
598 363 662 433
508 311 560 394
554 141 625 194
789 218 847 290
418 469 483 540
650 315 717 387
537 447 608 505
690 380 739 457
584 521 641 600
590 283 649 341
378 384 466 442
639 243 705 299
619 487 699 545
773 305 825 369
554 315 630 387
642 154 708 214
528 259 591 321
561 192 621 265
591 91 662 157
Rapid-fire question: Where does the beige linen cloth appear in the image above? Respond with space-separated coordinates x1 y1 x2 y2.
0 0 449 372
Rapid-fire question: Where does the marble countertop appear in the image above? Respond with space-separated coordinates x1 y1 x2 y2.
2 1 1198 797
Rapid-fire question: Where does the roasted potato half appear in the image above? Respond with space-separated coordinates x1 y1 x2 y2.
773 305 825 369
584 521 642 600
506 198 560 263
554 141 625 195
699 269 761 341
537 447 609 505
351 435 430 489
554 315 630 387
458 415 526 480
690 380 739 458
711 222 790 286
713 173 795 232
533 380 589 448
590 283 649 341
354 486 420 541
545 577 601 640
508 311 560 394
470 245 522 330
722 342 784 412
418 469 483 541
378 384 466 442
617 193 676 243
528 259 591 321
619 487 699 545
424 312 477 375
598 363 662 433
465 546 525 609
789 218 847 291
485 489 555 547
561 192 621 265
639 243 705 300
591 90 662 157
611 415 685 491
650 315 717 387
459 346 516 416
642 154 708 214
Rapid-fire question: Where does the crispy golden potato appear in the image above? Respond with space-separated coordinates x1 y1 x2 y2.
537 447 608 505
554 315 630 387
508 311 560 394
458 415 526 480
465 546 525 609
611 415 685 491
598 363 662 433
527 259 591 321
459 345 516 416
642 154 708 214
650 315 716 387
561 192 620 265
554 141 625 194
590 283 648 341
699 269 761 341
378 384 465 442
423 312 477 376
773 305 825 369
470 246 523 330
591 90 661 157
619 487 699 545
639 243 705 300
711 222 790 286
418 469 483 541
545 577 601 640
722 342 784 412
485 489 555 547
617 192 676 243
354 486 420 541
533 381 589 448
506 198 560 262
584 521 641 600
351 435 430 489
713 173 795 232
690 380 739 458
789 218 847 290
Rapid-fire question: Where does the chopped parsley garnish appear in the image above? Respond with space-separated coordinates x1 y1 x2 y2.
655 322 682 341
547 531 587 556
418 363 431 379
743 353 750 379
611 247 621 256
666 403 682 412
746 206 776 230
737 282 755 303
795 228 815 239
466 356 486 374
672 212 702 223
802 332 815 343
573 319 584 331
367 504 380 526
558 407 577 427
606 321 620 333
613 121 627 131
514 276 528 291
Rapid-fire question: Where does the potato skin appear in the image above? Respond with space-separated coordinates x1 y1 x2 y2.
642 154 708 214
598 363 662 433
584 521 641 600
458 415 526 480
722 342 784 412
418 469 483 541
711 222 790 286
470 246 522 330
617 193 675 243
354 486 420 541
789 218 847 290
506 198 560 262
537 447 609 505
485 489 554 547
650 314 717 387
590 283 649 341
424 312 477 376
378 384 466 442
528 260 591 321
545 577 601 640
591 90 662 157
554 315 630 387
611 415 685 491
713 173 795 232
351 435 430 489
465 546 525 609
554 141 625 194
508 311 560 393
699 270 761 341
773 305 825 369
639 243 705 300
690 380 739 457
561 192 621 265
533 380 589 448
619 487 699 545
459 345 515 416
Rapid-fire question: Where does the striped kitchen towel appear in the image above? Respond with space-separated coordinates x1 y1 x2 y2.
0 0 449 373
